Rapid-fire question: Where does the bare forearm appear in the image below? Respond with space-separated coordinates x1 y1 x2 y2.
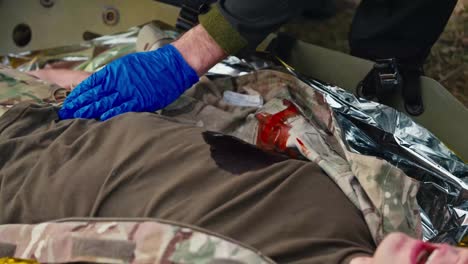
173 24 227 76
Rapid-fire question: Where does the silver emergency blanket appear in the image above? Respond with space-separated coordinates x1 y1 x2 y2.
304 76 468 243
211 54 468 244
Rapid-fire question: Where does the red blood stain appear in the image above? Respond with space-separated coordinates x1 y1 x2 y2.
296 138 310 157
411 241 437 264
256 99 300 155
296 138 305 147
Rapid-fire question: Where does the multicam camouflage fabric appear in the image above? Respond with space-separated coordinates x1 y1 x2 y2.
0 220 274 264
0 65 67 118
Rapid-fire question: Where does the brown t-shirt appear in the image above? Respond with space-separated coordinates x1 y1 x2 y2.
0 104 375 263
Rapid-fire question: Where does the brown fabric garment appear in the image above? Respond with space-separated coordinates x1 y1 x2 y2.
0 104 375 264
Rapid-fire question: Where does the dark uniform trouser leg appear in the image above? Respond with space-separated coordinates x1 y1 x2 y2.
349 0 458 66
208 0 457 65
349 0 457 114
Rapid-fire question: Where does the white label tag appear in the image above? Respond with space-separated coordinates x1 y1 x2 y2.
223 91 264 108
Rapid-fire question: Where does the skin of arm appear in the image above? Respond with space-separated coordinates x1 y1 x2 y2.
172 24 228 76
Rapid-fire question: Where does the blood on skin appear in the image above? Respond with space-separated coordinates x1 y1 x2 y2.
255 99 300 156
410 241 437 264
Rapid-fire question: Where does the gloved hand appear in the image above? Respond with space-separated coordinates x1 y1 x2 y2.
58 44 199 121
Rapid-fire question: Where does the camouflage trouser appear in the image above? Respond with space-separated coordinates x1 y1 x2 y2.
0 219 274 264
0 65 422 245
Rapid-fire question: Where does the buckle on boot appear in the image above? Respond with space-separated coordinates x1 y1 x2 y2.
357 58 403 101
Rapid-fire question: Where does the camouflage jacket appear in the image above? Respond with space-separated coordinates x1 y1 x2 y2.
0 219 273 264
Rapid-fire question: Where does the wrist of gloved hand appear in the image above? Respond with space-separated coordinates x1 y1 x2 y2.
59 44 199 121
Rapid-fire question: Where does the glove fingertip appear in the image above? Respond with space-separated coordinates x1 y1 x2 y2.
65 84 88 102
61 99 76 110
100 110 117 121
73 107 92 119
73 110 83 119
58 108 73 120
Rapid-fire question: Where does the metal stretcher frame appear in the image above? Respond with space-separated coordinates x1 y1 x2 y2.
0 0 179 54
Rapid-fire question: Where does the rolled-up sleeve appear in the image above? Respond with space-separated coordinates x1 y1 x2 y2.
200 0 305 54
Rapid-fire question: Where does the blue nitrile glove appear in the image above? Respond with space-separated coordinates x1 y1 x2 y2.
58 44 199 121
